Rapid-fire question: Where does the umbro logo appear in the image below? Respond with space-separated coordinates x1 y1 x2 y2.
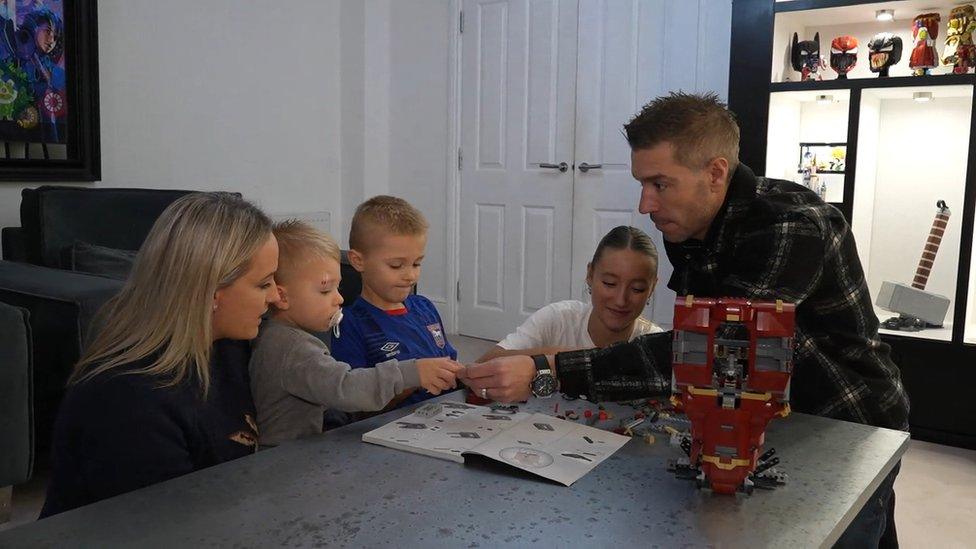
381 342 400 353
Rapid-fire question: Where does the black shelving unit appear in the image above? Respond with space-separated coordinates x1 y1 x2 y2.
730 0 976 450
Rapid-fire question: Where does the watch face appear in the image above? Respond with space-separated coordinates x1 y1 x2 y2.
532 374 556 397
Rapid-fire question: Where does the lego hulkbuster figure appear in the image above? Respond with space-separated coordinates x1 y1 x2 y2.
943 5 976 74
668 296 795 495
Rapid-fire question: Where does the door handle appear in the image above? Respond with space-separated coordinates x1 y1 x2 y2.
578 162 602 173
540 162 569 172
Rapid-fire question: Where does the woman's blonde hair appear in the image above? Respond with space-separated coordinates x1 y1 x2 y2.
69 192 272 396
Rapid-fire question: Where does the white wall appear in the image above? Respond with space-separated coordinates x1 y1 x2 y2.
338 0 457 328
387 0 456 309
0 0 343 232
851 93 881 268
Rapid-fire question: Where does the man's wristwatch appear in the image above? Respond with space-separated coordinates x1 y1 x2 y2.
530 354 556 398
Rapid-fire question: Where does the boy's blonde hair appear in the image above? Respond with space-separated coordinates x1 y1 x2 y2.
349 195 429 252
273 220 341 283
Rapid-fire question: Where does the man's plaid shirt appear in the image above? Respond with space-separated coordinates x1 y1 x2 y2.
557 164 910 430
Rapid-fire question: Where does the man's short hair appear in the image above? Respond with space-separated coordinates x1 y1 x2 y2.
623 91 740 174
273 219 341 283
349 195 429 252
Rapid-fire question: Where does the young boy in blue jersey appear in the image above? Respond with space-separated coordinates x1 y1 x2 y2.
331 196 459 409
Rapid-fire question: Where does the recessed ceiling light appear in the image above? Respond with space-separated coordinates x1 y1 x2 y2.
913 91 933 102
816 94 833 104
876 9 894 22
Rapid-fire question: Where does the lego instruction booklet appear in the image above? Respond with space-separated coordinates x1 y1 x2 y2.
361 401 630 486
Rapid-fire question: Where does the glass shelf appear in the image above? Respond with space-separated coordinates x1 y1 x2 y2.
772 0 974 84
766 89 849 203
851 85 973 342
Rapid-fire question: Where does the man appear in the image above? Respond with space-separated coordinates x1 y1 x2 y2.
459 92 908 547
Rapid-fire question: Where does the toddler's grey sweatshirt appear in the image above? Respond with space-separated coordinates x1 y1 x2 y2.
250 318 421 446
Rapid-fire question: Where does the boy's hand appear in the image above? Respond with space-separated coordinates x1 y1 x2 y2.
416 358 464 395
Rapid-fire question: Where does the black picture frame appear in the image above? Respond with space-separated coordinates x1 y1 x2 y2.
0 0 99 181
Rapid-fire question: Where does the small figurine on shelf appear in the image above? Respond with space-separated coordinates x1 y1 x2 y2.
791 32 825 81
910 13 941 76
830 35 858 79
868 32 903 77
828 146 846 172
943 5 976 74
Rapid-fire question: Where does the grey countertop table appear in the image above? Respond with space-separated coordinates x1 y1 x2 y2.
0 392 908 548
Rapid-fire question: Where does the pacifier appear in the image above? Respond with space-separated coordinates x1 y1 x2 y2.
330 308 344 338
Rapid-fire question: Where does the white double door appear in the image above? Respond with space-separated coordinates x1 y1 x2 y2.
458 0 731 340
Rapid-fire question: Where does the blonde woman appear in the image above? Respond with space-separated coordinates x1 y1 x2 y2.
40 193 280 518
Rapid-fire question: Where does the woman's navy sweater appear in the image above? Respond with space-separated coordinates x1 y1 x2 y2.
40 340 258 518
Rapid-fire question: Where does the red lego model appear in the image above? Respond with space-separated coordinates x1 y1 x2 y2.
668 296 795 494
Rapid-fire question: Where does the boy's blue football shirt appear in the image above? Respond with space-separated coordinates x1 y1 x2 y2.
331 294 458 407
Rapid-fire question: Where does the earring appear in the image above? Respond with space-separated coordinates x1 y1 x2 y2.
213 303 218 311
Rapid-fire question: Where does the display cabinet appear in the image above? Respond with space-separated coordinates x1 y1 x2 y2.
730 0 976 448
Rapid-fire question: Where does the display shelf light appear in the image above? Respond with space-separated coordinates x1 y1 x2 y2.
876 9 894 22
816 94 833 105
913 91 934 102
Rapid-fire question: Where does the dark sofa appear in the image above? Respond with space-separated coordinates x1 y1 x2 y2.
0 302 32 523
0 186 200 458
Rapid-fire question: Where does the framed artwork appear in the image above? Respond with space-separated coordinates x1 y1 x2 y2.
0 0 99 181
797 142 846 174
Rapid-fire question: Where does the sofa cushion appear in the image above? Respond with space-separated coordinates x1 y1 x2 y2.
0 261 124 457
68 241 137 280
0 301 33 486
20 187 199 269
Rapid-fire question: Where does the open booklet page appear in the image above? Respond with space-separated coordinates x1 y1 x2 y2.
462 412 629 486
362 401 629 486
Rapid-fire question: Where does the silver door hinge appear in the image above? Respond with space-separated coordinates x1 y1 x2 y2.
459 11 464 33
458 147 463 171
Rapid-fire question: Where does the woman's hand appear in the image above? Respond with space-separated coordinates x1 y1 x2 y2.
458 355 537 403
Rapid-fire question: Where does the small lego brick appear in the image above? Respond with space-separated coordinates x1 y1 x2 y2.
565 411 579 421
583 410 593 418
598 410 608 421
643 434 656 445
414 403 443 418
